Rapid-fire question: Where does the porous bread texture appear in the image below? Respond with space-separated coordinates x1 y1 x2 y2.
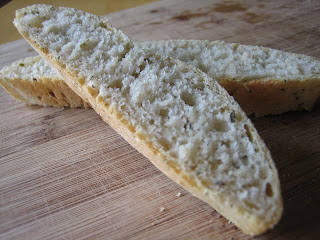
0 56 90 108
14 4 282 235
2 55 57 77
143 40 320 81
141 40 320 116
2 39 320 116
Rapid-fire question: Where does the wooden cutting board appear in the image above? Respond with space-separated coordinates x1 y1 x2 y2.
1 0 319 239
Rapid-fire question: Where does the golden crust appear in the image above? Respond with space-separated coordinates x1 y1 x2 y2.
0 74 90 108
221 78 320 117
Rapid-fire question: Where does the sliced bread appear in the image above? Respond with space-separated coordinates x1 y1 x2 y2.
0 55 90 108
1 40 320 115
143 40 320 116
14 4 282 235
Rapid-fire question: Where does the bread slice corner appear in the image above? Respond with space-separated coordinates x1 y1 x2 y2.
0 55 90 108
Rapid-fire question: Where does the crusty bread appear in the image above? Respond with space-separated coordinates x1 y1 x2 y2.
143 40 320 116
14 4 282 235
1 40 320 116
0 55 90 108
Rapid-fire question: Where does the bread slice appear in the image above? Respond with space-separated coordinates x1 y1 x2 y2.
0 55 90 108
143 40 320 116
14 4 282 235
1 40 320 116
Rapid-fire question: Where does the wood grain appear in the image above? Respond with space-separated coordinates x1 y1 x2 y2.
1 0 320 239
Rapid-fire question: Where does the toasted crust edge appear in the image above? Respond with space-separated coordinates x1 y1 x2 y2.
0 75 90 108
221 78 320 117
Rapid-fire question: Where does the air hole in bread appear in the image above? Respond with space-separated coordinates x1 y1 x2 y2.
164 78 175 87
49 91 56 98
28 15 45 28
233 44 239 51
220 107 227 113
132 71 139 78
241 155 248 166
109 80 123 89
198 62 208 73
61 93 66 98
122 42 134 58
46 25 63 35
160 108 168 118
138 62 147 73
244 200 259 210
80 40 99 51
212 119 229 132
265 183 273 197
75 19 82 24
55 46 61 53
180 67 190 73
190 165 197 171
157 137 172 151
221 140 230 147
77 78 85 86
244 124 253 143
236 112 243 122
169 151 178 159
260 167 267 179
189 55 195 61
132 62 146 78
211 160 222 172
181 91 195 107
99 21 109 29
87 86 100 98
136 131 146 140
201 179 211 188
194 82 205 91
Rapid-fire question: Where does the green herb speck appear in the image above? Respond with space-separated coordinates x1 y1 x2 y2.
230 110 236 123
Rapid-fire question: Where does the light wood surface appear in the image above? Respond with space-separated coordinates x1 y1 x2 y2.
1 0 320 239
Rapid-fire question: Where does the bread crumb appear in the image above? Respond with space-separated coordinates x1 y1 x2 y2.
176 192 182 197
228 220 232 224
160 207 165 212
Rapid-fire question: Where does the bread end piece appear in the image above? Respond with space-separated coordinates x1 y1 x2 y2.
0 56 90 108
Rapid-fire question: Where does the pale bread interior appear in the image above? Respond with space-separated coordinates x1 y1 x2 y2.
2 39 319 115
